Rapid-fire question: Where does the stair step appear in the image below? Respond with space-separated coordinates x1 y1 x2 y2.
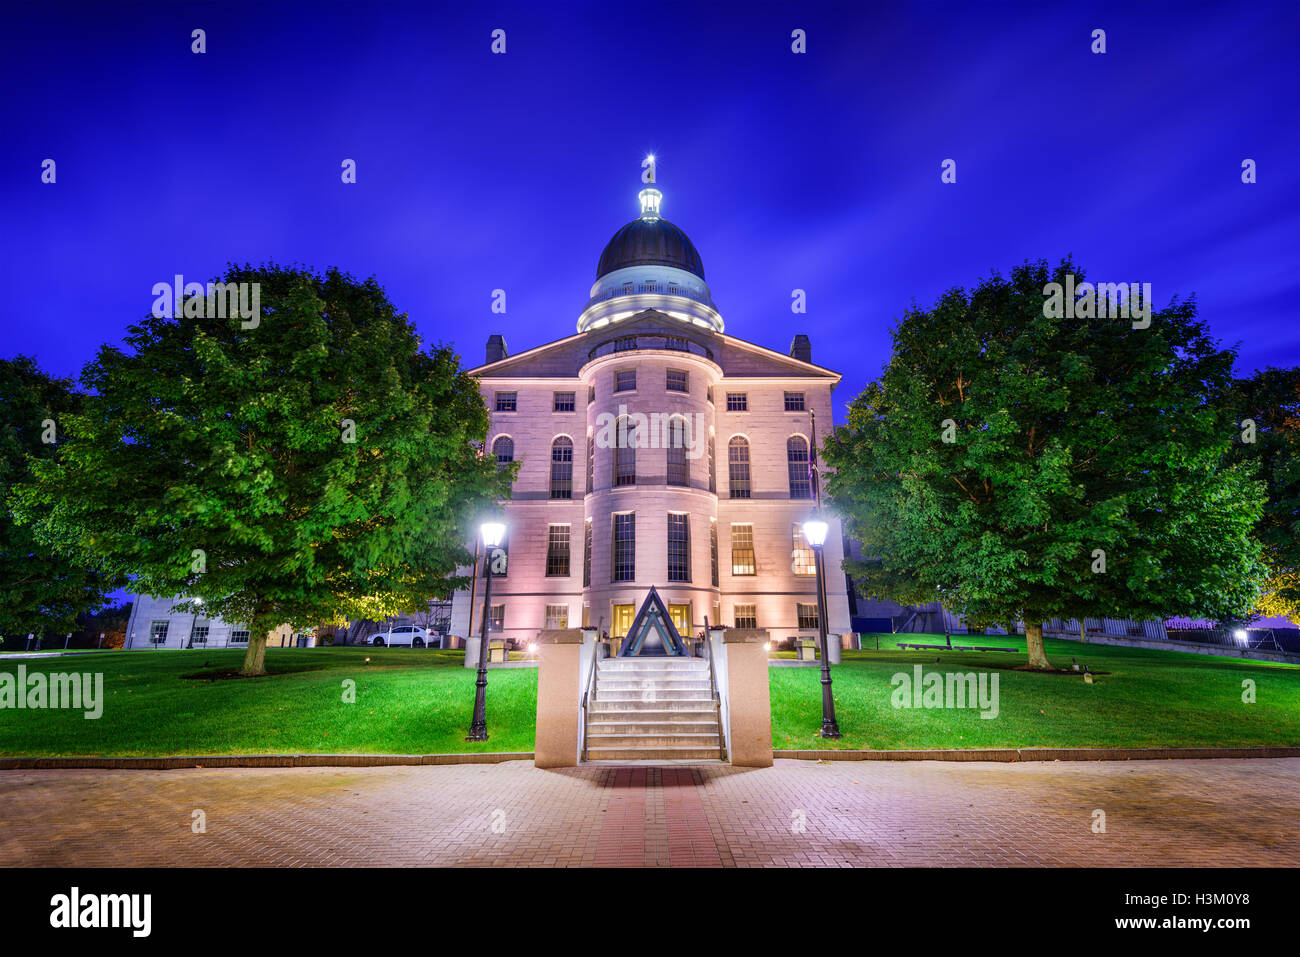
589 702 718 714
598 659 708 671
595 690 716 701
597 679 713 690
588 732 721 746
588 721 719 734
586 746 724 761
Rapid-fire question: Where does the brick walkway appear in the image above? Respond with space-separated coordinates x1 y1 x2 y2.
1 758 1296 867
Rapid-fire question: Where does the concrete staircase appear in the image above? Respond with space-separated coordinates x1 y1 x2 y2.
585 656 725 762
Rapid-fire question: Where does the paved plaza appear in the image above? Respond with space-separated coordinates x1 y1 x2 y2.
2 758 1296 867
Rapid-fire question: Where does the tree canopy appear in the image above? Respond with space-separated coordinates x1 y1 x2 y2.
0 356 125 639
824 259 1267 668
14 265 509 674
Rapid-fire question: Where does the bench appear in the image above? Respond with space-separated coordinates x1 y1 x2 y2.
488 638 508 663
897 642 1016 653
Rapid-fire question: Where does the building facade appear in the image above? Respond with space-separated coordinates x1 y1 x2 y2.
447 173 853 648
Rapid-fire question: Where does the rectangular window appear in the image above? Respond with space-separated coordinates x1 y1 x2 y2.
545 604 569 630
553 391 576 412
613 336 637 353
615 370 636 393
150 620 169 644
710 521 719 588
586 434 594 493
667 513 691 583
612 513 636 582
731 524 756 576
583 520 592 587
708 435 716 493
726 392 748 412
784 391 806 412
192 625 209 645
666 369 689 393
792 524 816 576
797 603 820 630
489 604 505 631
230 629 250 644
495 392 517 412
734 604 757 630
588 385 595 405
550 440 573 499
546 524 570 577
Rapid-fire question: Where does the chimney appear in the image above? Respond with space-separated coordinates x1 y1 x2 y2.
789 334 811 364
485 334 508 365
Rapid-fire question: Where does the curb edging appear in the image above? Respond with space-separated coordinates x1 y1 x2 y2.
0 752 534 771
772 746 1300 762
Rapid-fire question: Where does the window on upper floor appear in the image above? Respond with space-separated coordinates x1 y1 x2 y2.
612 513 636 582
726 392 747 412
615 369 636 392
784 391 806 412
666 369 689 393
492 435 514 469
731 524 756 576
666 417 690 487
787 435 812 500
545 524 570 577
728 436 751 499
667 513 691 583
495 392 517 412
554 391 576 413
550 437 574 499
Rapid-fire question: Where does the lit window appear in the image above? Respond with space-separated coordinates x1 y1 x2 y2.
710 521 719 587
545 605 569 630
731 524 756 576
583 520 592 587
791 524 816 576
489 605 505 630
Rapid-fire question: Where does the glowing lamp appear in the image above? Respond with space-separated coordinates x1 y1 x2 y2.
802 519 829 547
481 522 506 548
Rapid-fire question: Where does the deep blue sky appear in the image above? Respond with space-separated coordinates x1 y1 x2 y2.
3 0 1297 421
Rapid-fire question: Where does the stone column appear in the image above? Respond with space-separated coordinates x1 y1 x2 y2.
534 628 584 769
723 628 773 768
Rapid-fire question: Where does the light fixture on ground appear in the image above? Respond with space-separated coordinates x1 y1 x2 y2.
466 520 506 742
801 517 842 739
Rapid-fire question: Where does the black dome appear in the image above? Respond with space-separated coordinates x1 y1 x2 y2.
596 218 705 281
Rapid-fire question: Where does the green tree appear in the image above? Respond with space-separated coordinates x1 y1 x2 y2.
824 260 1267 669
1228 367 1300 621
15 265 509 674
0 356 125 641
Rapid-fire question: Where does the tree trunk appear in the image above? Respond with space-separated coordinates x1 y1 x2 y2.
1078 620 1087 645
240 633 269 676
1025 622 1052 670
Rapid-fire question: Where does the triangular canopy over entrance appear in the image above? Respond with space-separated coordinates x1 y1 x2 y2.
618 587 689 657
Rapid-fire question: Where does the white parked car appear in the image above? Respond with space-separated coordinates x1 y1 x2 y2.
368 625 434 647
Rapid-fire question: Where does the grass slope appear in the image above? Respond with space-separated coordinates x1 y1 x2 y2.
0 648 536 757
769 634 1300 750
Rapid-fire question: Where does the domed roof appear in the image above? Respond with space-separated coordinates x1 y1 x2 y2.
596 218 705 281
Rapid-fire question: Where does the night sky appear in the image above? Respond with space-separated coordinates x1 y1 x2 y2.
2 0 1297 421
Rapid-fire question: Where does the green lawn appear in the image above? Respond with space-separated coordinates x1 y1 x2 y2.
0 638 1296 756
770 634 1300 750
0 648 537 756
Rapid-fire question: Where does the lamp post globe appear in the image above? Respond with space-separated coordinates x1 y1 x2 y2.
467 520 506 741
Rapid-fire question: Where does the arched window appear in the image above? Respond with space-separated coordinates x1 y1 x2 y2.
492 435 514 469
666 416 690 487
728 436 751 499
614 416 637 486
787 436 811 499
550 436 573 499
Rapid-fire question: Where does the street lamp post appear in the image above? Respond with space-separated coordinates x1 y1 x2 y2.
466 521 506 742
802 517 842 739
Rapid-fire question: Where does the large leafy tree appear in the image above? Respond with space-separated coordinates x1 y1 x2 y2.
15 265 508 674
0 356 125 640
824 260 1267 669
1229 367 1300 621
